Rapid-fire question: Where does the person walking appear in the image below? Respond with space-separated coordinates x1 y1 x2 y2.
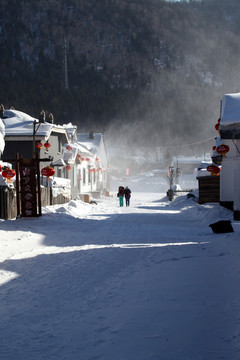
124 186 131 206
117 186 125 207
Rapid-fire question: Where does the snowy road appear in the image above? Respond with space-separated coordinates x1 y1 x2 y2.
0 181 240 359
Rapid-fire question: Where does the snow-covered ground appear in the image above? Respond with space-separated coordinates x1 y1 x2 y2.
0 173 240 360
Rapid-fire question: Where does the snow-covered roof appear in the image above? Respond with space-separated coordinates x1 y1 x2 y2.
196 168 212 178
220 93 240 126
62 123 78 140
76 132 108 167
50 158 66 167
2 109 68 138
77 133 103 154
63 143 93 164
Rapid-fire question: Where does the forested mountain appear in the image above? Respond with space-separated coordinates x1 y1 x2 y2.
1 0 240 160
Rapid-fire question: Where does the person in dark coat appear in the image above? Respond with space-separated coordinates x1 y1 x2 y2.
117 186 125 207
124 186 131 206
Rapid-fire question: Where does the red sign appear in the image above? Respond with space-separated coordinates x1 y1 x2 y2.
216 144 230 155
207 165 220 174
19 159 38 217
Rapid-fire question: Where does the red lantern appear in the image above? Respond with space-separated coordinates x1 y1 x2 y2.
66 165 71 172
0 164 2 172
44 141 51 151
41 166 55 181
2 168 16 183
86 158 90 162
66 145 73 152
216 144 230 157
36 141 43 149
212 146 216 151
207 164 220 175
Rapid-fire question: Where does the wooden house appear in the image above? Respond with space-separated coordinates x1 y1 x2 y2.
1 109 70 176
1 109 110 202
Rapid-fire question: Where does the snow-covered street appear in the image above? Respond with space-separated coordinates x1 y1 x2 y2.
0 174 240 360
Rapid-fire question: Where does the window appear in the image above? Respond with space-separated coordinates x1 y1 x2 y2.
88 169 91 184
73 166 77 186
83 168 86 184
58 138 61 154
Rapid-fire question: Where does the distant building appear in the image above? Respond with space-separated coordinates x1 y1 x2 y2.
172 155 211 174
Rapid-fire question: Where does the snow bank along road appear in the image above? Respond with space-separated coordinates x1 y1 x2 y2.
0 192 240 360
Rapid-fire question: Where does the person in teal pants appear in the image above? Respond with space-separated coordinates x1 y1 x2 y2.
117 186 125 207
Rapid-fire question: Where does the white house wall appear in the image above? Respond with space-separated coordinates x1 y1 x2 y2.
98 138 108 167
220 139 240 202
78 162 96 194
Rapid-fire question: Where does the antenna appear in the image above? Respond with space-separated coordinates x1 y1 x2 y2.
64 39 69 90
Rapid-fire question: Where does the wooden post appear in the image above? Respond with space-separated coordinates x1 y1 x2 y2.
36 153 42 216
15 152 21 217
234 165 240 220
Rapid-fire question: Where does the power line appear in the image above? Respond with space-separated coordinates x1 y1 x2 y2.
167 137 215 149
141 137 215 150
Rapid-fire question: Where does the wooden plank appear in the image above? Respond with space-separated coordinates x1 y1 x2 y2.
198 176 220 204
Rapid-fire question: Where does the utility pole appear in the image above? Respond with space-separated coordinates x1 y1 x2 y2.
64 39 69 91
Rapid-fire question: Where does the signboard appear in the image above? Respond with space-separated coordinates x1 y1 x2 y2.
19 159 38 217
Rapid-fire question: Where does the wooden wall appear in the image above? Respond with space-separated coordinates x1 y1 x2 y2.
198 176 220 204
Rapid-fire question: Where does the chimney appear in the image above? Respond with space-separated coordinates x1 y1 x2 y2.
89 131 94 139
0 104 4 119
39 109 46 123
48 112 54 124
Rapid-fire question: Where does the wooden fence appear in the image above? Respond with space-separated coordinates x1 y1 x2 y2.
0 186 71 220
0 187 18 220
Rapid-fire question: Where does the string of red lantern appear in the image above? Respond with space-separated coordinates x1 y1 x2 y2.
2 168 16 183
36 142 43 149
207 164 220 176
214 118 221 135
66 145 73 152
44 141 51 151
216 144 230 157
41 166 55 182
